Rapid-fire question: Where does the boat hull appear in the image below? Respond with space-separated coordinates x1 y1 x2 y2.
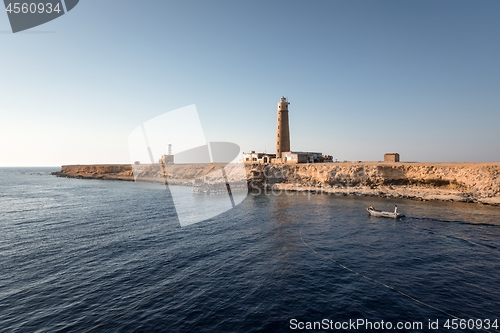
367 208 405 218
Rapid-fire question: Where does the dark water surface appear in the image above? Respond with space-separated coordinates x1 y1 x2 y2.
1 168 499 332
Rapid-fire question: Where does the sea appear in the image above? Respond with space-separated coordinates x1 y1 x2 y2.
1 167 499 333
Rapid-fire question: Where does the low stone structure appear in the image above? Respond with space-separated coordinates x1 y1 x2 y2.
384 153 400 162
160 154 174 164
273 151 332 164
243 151 276 164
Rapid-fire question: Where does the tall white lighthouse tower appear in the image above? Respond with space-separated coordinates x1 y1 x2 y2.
276 96 290 159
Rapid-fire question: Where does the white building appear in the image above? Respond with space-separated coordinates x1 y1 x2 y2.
243 151 276 164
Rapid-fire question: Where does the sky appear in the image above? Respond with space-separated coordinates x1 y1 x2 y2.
1 0 500 166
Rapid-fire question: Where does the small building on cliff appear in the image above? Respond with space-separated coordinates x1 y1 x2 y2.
276 151 332 164
160 154 174 164
243 151 276 164
384 153 400 162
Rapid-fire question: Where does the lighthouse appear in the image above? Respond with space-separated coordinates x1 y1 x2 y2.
276 96 290 159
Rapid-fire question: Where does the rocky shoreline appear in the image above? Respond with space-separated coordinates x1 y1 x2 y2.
52 162 500 206
253 162 500 206
52 164 134 181
271 183 500 205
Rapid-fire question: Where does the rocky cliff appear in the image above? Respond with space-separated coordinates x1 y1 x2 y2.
52 164 134 180
254 162 500 205
52 163 241 185
53 162 500 205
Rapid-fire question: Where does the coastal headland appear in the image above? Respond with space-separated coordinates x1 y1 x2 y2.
52 162 500 206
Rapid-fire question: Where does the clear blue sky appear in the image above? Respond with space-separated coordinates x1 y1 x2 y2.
1 0 499 166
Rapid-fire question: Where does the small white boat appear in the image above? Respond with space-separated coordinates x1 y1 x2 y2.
367 206 405 218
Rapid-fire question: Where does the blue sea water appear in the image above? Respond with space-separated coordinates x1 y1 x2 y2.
0 167 499 332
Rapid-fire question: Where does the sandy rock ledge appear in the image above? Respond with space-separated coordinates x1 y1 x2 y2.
52 162 500 206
